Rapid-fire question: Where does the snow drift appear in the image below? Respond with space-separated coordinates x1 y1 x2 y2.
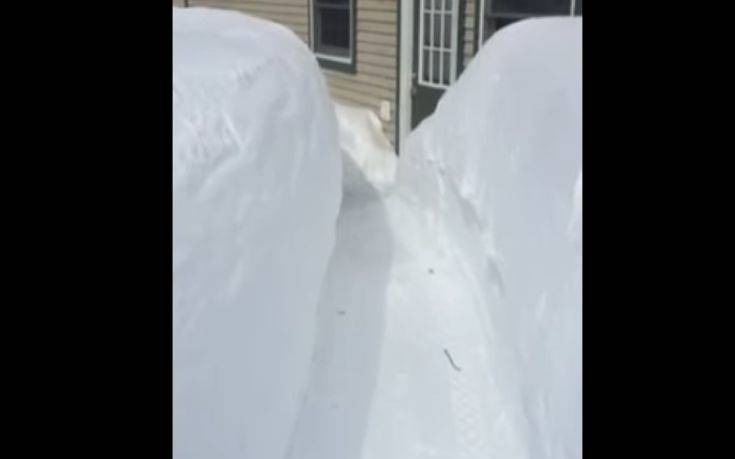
172 7 341 459
334 103 397 192
401 18 582 459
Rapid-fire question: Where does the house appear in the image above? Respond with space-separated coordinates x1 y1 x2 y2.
174 1 582 154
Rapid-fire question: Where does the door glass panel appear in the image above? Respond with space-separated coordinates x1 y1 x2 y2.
432 50 441 84
419 0 454 88
442 51 451 84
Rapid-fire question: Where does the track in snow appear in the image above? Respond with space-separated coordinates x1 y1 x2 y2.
287 153 525 459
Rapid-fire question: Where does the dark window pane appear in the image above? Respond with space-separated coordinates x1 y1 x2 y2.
442 51 450 84
433 13 441 47
483 16 523 42
432 50 440 84
320 9 349 47
443 13 451 48
423 50 430 81
315 0 349 6
424 13 431 46
315 7 350 57
574 0 582 15
491 0 570 16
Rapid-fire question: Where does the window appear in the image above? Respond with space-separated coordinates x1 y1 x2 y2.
480 0 582 45
312 0 355 70
418 0 459 89
574 0 582 15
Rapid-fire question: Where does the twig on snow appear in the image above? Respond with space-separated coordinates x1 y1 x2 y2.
443 348 462 372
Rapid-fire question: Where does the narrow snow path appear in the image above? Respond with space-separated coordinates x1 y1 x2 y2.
287 151 525 458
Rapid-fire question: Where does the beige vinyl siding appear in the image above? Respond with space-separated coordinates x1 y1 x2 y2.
173 0 187 7
188 0 310 44
325 0 398 145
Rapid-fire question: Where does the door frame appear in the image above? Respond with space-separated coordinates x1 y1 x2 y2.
398 0 414 157
398 0 465 155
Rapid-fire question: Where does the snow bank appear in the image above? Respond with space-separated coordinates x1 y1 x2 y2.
401 18 582 459
173 7 341 459
334 103 396 191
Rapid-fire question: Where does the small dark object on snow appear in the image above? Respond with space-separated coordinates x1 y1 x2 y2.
337 310 346 316
443 348 461 372
428 268 434 274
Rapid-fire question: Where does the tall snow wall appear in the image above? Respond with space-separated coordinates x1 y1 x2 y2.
400 17 582 459
173 7 342 459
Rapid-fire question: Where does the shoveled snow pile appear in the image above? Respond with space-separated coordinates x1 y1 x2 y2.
172 7 341 459
334 103 397 191
400 18 582 459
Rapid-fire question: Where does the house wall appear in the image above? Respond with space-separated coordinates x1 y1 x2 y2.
325 0 398 145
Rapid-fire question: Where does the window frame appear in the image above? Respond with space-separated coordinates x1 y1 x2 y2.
310 0 357 74
417 0 461 90
477 0 581 48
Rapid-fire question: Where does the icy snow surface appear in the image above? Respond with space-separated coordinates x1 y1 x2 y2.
173 7 341 459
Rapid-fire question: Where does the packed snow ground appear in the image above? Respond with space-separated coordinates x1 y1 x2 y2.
287 149 522 458
173 7 581 459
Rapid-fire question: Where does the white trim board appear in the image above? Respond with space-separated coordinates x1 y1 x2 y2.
398 0 414 156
